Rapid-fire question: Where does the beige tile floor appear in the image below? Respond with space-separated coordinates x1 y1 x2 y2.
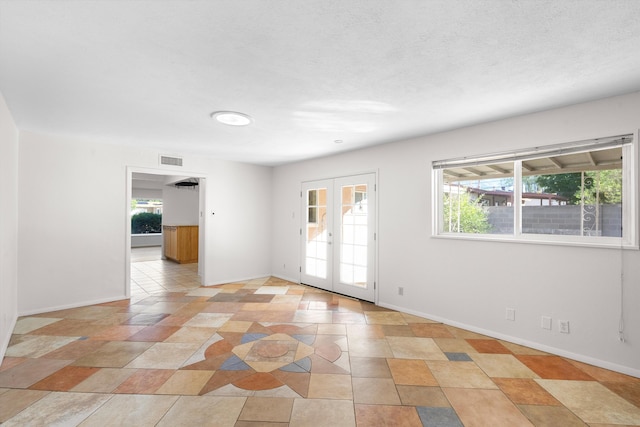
1 252 639 426
130 246 202 299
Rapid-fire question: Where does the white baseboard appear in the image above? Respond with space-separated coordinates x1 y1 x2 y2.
270 273 301 284
203 274 275 287
17 274 285 316
18 295 129 317
379 302 640 379
0 315 17 363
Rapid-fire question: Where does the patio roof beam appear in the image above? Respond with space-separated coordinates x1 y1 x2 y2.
444 171 465 178
548 157 564 169
487 164 509 174
462 167 486 177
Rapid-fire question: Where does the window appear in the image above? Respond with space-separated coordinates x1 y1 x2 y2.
432 134 637 248
442 160 514 235
131 198 163 215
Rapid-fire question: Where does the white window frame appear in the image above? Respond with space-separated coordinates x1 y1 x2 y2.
432 132 639 249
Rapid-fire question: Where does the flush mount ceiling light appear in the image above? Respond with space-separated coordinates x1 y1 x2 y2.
211 111 253 126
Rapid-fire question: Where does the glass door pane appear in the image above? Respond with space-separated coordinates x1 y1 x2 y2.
305 188 328 279
300 180 333 291
339 184 368 287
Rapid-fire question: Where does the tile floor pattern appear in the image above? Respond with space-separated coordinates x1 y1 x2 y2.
2 276 640 426
130 250 202 299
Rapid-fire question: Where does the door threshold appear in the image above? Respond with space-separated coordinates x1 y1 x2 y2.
299 282 374 304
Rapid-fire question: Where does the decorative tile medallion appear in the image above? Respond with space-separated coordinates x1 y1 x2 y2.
181 323 342 394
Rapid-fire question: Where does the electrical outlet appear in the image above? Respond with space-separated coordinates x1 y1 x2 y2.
506 308 515 321
541 316 552 330
559 320 570 334
398 287 404 296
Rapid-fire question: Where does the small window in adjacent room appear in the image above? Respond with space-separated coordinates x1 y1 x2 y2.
432 133 637 248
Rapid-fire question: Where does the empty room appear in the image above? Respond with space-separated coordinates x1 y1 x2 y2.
1 1 639 425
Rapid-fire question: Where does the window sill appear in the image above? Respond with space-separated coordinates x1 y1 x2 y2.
432 232 639 250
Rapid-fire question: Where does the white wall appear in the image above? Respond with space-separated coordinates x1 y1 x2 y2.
0 92 19 360
132 188 162 199
162 185 199 226
18 131 272 314
272 91 640 377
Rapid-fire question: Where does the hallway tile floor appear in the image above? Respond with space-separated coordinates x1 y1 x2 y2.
130 246 202 299
1 276 639 426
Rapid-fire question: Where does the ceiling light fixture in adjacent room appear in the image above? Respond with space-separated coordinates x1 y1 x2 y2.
211 111 253 126
174 178 199 188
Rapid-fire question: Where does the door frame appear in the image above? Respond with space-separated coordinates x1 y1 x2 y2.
125 166 208 298
299 171 378 303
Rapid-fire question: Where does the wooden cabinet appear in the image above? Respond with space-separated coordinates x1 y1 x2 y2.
163 225 198 264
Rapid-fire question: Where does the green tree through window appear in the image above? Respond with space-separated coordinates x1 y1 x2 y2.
443 192 490 234
534 173 582 204
535 170 621 205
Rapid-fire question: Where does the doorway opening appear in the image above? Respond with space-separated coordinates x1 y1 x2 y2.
126 168 207 299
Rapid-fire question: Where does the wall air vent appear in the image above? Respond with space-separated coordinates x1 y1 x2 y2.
159 155 183 167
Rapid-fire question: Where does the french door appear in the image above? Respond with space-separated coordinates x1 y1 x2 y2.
300 173 376 302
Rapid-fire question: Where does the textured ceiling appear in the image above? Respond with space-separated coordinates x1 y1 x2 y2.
1 0 640 166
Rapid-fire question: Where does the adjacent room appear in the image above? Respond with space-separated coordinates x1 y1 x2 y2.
1 1 639 425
